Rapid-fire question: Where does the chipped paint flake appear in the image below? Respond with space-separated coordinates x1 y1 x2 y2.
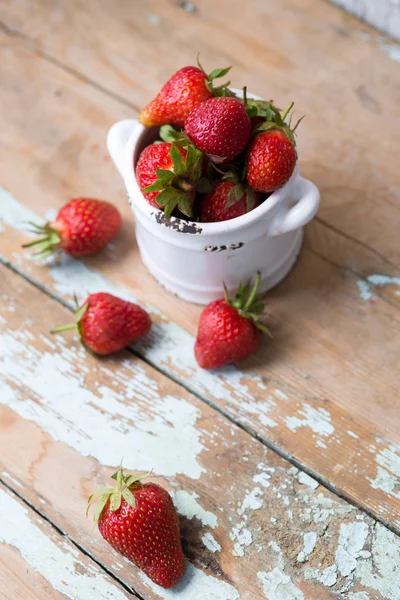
140 562 240 599
170 491 217 528
258 569 304 599
297 472 319 490
355 523 400 598
0 328 205 479
335 522 369 577
357 274 400 300
297 531 317 562
238 487 264 515
285 404 334 437
230 522 253 557
253 472 272 488
368 444 400 502
0 489 129 599
202 533 221 553
368 467 400 500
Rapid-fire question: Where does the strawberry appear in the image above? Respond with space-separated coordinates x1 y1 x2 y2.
185 96 251 162
136 142 206 218
200 179 260 222
87 467 185 589
51 292 151 355
22 198 121 259
139 63 231 127
194 273 271 369
246 103 302 193
246 130 297 192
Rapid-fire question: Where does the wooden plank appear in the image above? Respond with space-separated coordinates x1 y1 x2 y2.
1 0 400 267
1 263 399 600
0 483 134 600
0 34 399 533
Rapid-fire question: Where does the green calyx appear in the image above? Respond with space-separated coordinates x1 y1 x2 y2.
242 88 304 145
50 294 88 336
197 55 235 97
143 142 211 218
221 171 257 213
86 465 150 524
225 271 272 335
22 221 62 259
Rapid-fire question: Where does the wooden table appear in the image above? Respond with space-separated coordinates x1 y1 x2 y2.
1 1 399 598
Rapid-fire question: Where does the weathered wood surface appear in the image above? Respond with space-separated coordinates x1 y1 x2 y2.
0 483 133 600
1 263 400 599
0 30 399 534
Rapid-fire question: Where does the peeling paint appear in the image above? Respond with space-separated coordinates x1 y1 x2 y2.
297 472 319 490
285 404 334 437
335 522 369 577
0 187 42 231
238 487 264 515
230 522 253 557
140 562 240 599
368 444 400 502
0 327 205 479
170 491 218 528
0 489 129 599
202 533 221 553
355 524 400 598
257 544 304 599
297 531 317 563
357 274 400 301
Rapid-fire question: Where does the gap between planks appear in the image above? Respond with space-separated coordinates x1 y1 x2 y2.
0 15 397 273
2 255 399 540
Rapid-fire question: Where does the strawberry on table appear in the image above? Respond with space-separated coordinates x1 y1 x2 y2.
136 141 205 218
139 63 231 127
23 198 122 259
87 467 185 589
200 179 260 223
246 103 301 193
185 96 251 162
195 272 271 369
51 292 151 355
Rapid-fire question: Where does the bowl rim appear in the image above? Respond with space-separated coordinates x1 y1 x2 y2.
123 92 299 236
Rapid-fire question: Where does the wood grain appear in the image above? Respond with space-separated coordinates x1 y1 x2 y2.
0 33 399 533
2 263 399 599
0 483 133 600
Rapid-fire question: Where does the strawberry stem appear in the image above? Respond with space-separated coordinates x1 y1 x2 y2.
281 102 294 123
243 271 261 312
51 323 78 334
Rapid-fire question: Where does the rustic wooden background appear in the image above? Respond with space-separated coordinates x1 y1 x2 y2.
0 0 399 598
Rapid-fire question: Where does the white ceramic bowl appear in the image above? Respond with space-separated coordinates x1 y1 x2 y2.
107 101 320 304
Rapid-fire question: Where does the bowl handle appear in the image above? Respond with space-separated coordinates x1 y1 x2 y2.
270 176 320 236
107 119 137 178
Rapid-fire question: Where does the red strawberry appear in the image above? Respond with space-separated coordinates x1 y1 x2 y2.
87 467 185 589
246 130 297 192
23 198 121 258
200 180 260 222
139 63 231 127
246 102 302 193
185 97 251 162
194 273 270 369
51 292 151 355
136 142 205 218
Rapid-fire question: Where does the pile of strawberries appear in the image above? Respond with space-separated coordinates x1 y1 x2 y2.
136 60 301 222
